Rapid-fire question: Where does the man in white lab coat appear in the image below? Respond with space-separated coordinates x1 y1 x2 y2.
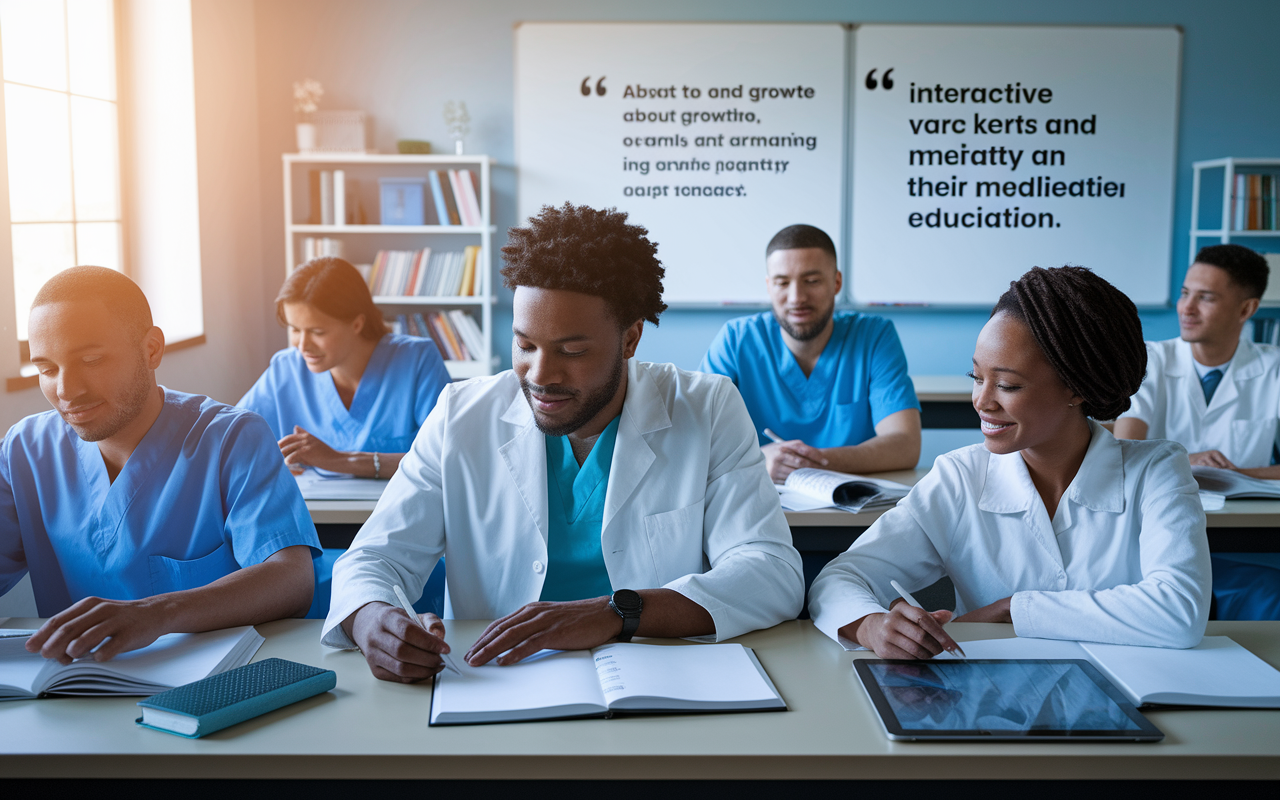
322 203 805 681
1115 244 1280 619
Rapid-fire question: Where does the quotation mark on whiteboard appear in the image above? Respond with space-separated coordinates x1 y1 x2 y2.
580 76 607 96
865 68 895 90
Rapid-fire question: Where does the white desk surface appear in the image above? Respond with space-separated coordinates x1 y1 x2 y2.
912 374 973 403
1 618 1277 780
305 469 1280 531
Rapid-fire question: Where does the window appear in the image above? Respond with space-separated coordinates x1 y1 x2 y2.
0 0 121 342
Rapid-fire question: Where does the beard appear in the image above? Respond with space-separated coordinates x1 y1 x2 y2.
520 348 626 438
774 304 834 342
64 356 155 443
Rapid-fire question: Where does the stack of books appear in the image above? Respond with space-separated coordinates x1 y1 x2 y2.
1233 173 1278 231
299 237 344 262
366 246 480 297
391 310 485 362
426 169 484 226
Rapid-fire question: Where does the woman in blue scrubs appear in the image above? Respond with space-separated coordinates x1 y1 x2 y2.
239 257 451 479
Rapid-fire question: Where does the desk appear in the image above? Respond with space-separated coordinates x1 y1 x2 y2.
1 618 1277 780
307 468 1280 553
913 374 978 429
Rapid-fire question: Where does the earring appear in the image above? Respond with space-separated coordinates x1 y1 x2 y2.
1067 402 1077 407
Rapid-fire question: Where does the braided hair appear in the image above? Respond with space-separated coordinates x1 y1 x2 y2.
992 266 1146 421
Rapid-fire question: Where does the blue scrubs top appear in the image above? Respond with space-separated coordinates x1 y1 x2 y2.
0 389 320 617
238 333 451 454
538 416 620 602
700 311 919 447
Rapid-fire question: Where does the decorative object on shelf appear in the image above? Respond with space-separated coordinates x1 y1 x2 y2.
293 79 324 153
311 110 369 154
444 101 470 155
379 178 427 226
397 139 432 154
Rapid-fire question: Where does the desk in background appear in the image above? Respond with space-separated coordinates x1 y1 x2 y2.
913 374 978 429
1 618 1277 781
306 468 1280 555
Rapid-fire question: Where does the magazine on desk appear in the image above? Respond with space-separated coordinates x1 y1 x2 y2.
1192 465 1280 511
0 626 263 701
776 468 910 513
429 642 786 725
934 636 1280 708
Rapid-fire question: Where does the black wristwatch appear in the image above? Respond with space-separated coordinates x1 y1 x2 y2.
609 589 644 642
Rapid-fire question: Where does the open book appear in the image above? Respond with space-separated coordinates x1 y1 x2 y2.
935 636 1280 708
0 626 263 701
294 470 387 501
777 468 910 513
429 642 786 726
1192 465 1280 511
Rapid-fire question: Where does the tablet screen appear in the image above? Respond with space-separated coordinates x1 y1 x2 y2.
856 659 1163 741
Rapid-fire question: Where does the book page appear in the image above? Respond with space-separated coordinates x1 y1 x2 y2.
594 643 780 711
45 627 259 695
430 650 606 724
1082 636 1280 707
1191 465 1280 499
0 651 57 699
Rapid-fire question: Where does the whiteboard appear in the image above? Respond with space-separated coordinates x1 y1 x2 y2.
515 23 846 304
851 25 1181 306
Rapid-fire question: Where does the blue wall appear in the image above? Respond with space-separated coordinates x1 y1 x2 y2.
255 0 1280 376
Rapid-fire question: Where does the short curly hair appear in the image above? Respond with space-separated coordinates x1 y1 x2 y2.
500 203 667 326
992 265 1146 421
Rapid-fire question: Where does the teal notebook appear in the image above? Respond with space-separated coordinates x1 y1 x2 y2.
136 658 336 738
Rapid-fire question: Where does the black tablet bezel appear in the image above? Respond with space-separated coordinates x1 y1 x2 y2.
854 658 1165 742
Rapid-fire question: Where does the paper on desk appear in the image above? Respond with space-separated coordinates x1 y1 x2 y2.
776 487 836 512
1198 491 1226 511
294 470 387 501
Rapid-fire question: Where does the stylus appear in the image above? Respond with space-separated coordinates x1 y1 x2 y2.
393 584 463 675
891 579 967 658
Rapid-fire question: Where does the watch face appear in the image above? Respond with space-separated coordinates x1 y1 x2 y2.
612 589 643 615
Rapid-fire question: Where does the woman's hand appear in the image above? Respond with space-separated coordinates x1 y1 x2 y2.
279 426 344 473
845 602 964 659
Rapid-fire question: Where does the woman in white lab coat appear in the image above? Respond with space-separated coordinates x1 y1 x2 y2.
808 266 1212 657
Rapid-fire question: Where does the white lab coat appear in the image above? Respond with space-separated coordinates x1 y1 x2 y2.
1120 337 1280 468
322 360 804 648
808 422 1211 649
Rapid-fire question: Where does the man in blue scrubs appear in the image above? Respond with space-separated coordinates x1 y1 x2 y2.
701 224 921 482
0 267 319 663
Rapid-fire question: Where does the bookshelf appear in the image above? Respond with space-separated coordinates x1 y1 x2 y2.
1190 158 1280 311
282 153 497 379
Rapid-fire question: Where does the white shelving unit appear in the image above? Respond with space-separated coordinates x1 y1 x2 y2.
282 153 497 379
1190 157 1280 307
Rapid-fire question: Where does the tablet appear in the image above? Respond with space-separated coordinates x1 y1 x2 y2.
854 659 1164 742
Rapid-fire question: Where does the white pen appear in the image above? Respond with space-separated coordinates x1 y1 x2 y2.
891 579 966 658
392 584 463 675
762 428 785 444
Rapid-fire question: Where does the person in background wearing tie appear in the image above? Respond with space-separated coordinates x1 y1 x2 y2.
699 224 920 483
809 266 1210 657
1114 244 1280 620
0 267 319 663
238 257 451 480
323 203 803 682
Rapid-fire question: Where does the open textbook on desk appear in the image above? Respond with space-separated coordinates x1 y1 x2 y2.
430 642 786 725
935 636 1280 708
0 626 263 700
777 468 910 513
1192 465 1280 510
